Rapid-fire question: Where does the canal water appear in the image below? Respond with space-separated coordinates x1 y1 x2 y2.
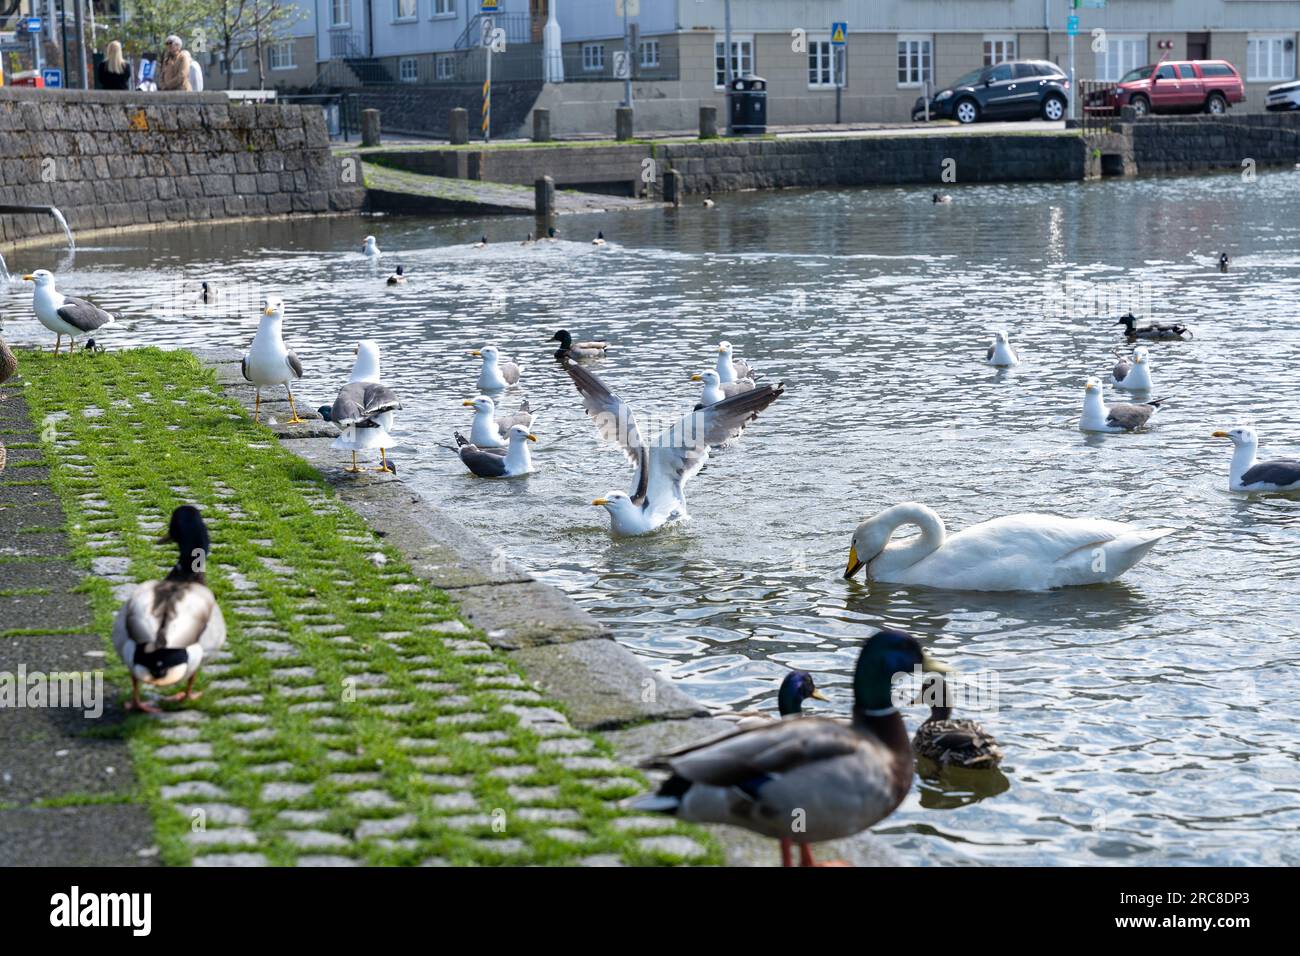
5 171 1299 865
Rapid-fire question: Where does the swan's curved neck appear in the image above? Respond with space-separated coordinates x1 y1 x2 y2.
870 504 947 572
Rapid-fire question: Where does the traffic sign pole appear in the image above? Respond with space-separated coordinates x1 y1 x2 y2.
831 23 847 125
1067 13 1078 122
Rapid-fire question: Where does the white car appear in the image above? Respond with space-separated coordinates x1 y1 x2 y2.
1266 79 1300 112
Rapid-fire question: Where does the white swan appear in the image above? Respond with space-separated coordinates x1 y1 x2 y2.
844 502 1174 591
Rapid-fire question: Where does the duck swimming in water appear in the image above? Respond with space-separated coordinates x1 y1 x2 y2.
473 235 488 249
933 192 953 204
1218 252 1230 273
386 265 407 286
592 231 606 246
912 673 1003 770
551 329 608 361
733 669 829 730
1115 313 1192 341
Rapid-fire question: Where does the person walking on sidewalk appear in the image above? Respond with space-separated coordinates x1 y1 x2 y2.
159 35 193 91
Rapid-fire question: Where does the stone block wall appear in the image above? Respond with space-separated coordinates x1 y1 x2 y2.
1129 113 1300 174
348 82 544 139
656 133 1089 193
0 88 366 246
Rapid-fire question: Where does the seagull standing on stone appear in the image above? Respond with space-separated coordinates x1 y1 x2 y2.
321 340 401 473
241 296 305 423
562 358 783 536
23 269 115 355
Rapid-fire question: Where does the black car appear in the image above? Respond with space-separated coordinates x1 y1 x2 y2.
912 60 1069 124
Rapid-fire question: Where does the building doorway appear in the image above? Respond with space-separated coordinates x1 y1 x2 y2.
1186 33 1209 61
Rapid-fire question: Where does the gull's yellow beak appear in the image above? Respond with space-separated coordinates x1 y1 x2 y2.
810 689 829 702
462 400 476 407
263 305 275 316
21 274 34 281
469 350 482 357
920 650 954 674
690 374 702 382
591 498 609 506
844 544 864 579
717 346 727 353
526 434 538 442
1212 430 1230 438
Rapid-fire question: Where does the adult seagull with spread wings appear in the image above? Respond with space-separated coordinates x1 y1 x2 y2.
561 358 784 536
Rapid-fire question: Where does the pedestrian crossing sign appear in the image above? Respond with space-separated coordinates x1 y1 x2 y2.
480 0 498 11
831 22 847 46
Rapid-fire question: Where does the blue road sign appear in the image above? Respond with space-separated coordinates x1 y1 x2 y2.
830 22 847 46
26 17 41 31
1066 16 1079 36
42 68 62 88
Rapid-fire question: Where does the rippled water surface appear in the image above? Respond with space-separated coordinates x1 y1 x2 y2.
6 172 1300 865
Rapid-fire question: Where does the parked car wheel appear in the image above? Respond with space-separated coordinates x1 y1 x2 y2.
954 98 979 124
1205 92 1227 115
1041 94 1066 122
1130 94 1151 117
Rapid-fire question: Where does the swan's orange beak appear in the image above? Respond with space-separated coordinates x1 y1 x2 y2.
844 544 864 579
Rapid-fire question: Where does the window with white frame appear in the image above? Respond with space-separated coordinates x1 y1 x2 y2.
432 0 455 15
582 43 605 72
330 0 349 27
714 36 753 88
394 0 416 20
639 39 659 68
399 57 418 82
897 35 932 88
808 39 835 88
984 35 1016 66
228 49 247 73
436 55 455 80
1095 34 1145 81
268 41 295 70
1247 34 1296 82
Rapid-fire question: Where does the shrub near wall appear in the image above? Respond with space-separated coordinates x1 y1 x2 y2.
0 88 366 245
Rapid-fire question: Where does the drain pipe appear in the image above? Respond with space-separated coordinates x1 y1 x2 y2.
0 204 76 253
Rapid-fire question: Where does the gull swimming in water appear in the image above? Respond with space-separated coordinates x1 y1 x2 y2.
463 395 533 448
112 506 227 713
1212 426 1300 493
844 502 1174 591
1109 345 1152 391
23 269 115 355
1079 377 1164 433
361 236 381 258
715 341 755 384
241 296 304 423
985 330 1019 367
561 358 783 536
321 340 401 473
471 345 521 391
691 368 754 407
454 425 537 478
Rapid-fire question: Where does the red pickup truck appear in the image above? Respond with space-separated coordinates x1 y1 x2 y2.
1104 59 1245 116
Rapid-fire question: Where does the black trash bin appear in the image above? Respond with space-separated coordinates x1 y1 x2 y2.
728 74 767 135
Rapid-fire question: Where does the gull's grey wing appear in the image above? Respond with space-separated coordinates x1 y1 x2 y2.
1112 358 1131 381
1105 401 1160 431
1241 459 1300 488
285 350 304 379
240 354 250 382
560 357 645 467
457 436 508 477
985 344 994 360
57 296 115 333
331 382 401 427
648 383 784 494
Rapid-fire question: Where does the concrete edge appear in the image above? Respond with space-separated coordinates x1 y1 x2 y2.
190 347 725 745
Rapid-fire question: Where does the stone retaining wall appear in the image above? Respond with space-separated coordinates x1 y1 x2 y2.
1128 112 1300 174
655 133 1089 194
0 88 366 247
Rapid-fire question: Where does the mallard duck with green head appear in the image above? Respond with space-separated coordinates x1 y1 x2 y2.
633 628 950 866
912 673 1003 770
733 669 828 729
